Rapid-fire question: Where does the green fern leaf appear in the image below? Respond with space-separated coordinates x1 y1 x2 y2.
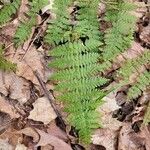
0 0 21 26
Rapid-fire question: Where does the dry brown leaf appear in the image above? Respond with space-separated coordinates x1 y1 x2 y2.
15 143 27 150
98 94 122 130
47 121 68 142
19 127 39 143
92 129 118 150
140 24 150 45
35 129 72 150
0 96 20 119
41 145 53 150
0 71 30 104
0 127 23 148
141 126 150 150
118 123 146 150
0 139 13 150
113 42 145 70
28 97 57 124
16 46 46 85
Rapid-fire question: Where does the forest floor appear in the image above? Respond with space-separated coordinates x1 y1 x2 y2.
0 0 150 150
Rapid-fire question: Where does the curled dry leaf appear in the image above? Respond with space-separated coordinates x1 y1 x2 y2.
19 127 39 143
28 97 57 124
35 129 72 150
0 96 20 119
0 71 30 104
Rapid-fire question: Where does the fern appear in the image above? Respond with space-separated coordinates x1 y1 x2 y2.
0 0 21 26
14 0 48 46
47 0 108 143
44 0 73 45
119 50 150 82
100 0 137 72
0 46 16 71
127 71 150 99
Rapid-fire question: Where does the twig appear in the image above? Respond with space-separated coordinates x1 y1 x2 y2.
34 70 66 130
20 28 42 61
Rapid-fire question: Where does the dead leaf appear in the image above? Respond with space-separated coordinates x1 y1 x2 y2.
0 127 22 148
16 46 46 85
19 127 39 143
118 123 146 150
0 71 30 104
98 93 122 130
0 96 20 119
92 129 118 150
35 129 72 150
15 143 27 150
140 24 150 45
47 120 68 142
0 139 13 150
41 145 53 150
28 97 57 124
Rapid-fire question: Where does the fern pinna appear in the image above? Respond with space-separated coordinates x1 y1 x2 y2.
118 50 150 100
0 45 16 71
46 0 108 143
0 0 21 26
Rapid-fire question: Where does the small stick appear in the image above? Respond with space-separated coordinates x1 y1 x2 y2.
21 28 42 61
34 70 66 130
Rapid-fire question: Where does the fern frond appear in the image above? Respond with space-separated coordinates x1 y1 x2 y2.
0 0 21 25
119 50 150 81
47 0 108 143
101 0 137 71
127 71 150 99
14 0 48 46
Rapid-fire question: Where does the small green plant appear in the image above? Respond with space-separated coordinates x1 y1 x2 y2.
0 46 16 71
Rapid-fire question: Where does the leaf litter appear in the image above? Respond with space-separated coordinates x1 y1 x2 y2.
0 0 150 149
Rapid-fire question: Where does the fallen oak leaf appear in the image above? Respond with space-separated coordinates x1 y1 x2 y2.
35 129 72 150
28 97 57 124
19 127 39 143
47 120 69 142
0 95 20 119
